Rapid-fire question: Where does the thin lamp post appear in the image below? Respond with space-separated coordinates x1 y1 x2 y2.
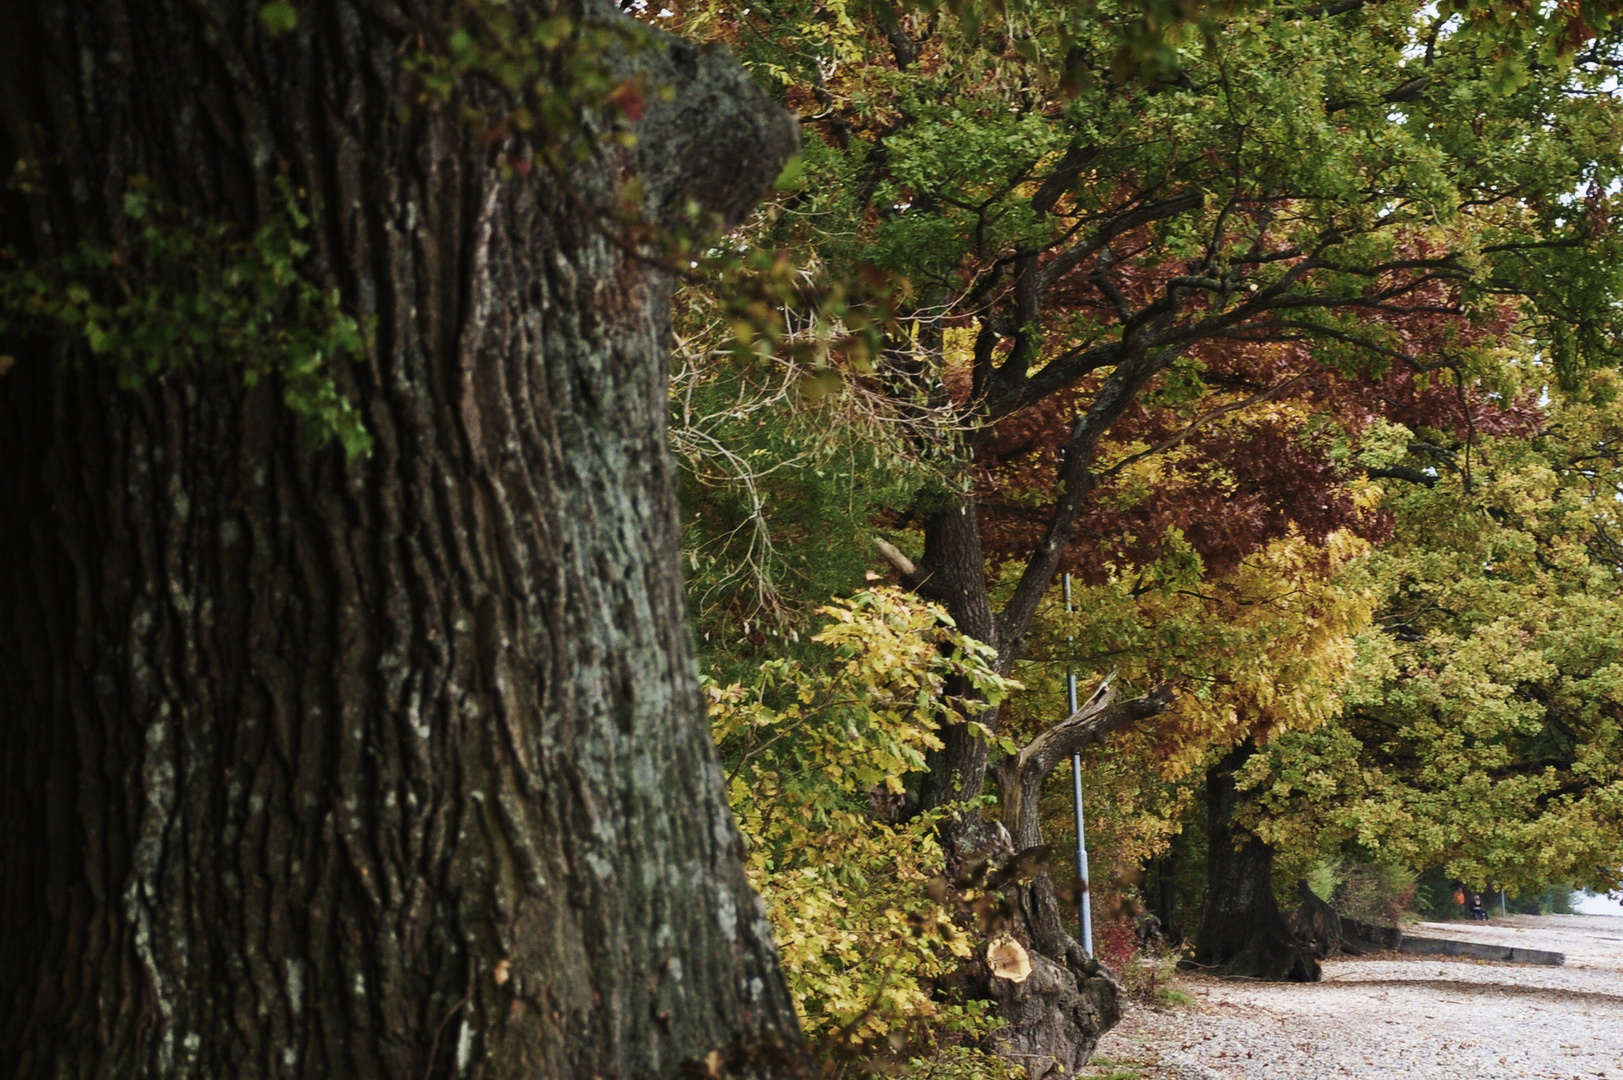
1064 573 1095 957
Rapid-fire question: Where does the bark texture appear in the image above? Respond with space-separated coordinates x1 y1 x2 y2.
994 677 1172 971
0 2 800 1078
1191 744 1320 982
889 491 1175 1067
1289 880 1354 959
981 951 1119 1080
913 499 997 810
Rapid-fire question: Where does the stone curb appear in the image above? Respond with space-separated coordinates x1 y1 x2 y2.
1396 935 1566 966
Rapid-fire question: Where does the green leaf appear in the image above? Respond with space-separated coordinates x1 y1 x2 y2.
772 154 807 192
122 190 151 220
257 2 298 36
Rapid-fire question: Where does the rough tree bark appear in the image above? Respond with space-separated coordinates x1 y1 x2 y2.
1191 743 1320 982
911 502 998 810
1289 881 1403 957
1289 880 1355 959
0 2 800 1078
994 675 1174 971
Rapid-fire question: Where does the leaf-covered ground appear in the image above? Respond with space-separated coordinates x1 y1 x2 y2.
1086 914 1623 1080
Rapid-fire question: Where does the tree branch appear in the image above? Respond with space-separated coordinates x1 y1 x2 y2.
999 679 1176 851
1021 681 1176 783
1030 143 1102 216
872 536 926 587
994 348 1177 646
1037 193 1204 293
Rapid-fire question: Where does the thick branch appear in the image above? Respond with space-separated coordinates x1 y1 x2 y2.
1000 681 1176 851
1021 683 1176 789
1036 193 1204 294
995 349 1176 646
985 339 1129 421
631 33 801 229
1030 143 1102 217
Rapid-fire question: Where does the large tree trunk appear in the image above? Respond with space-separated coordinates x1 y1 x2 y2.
930 814 1120 1080
890 494 1178 1071
915 499 1000 809
954 674 1167 1075
1191 743 1320 982
0 3 801 1078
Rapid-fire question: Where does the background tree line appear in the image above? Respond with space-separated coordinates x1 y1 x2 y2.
674 0 1623 1071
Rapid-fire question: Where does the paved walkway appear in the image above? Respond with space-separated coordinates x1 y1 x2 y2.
1085 913 1623 1080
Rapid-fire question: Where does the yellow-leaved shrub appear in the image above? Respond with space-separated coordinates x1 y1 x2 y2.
707 588 1024 1074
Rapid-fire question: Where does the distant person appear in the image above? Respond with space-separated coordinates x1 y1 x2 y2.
1468 893 1489 921
1453 886 1466 914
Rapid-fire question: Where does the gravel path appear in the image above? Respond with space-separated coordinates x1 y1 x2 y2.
1085 913 1623 1080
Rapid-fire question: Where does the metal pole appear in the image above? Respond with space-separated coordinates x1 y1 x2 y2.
1501 889 1507 918
1064 573 1094 957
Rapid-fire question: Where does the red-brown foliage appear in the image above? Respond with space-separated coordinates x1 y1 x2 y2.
968 335 1535 582
938 220 1539 581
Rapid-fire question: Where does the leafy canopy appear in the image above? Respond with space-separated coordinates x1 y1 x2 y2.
1247 384 1623 894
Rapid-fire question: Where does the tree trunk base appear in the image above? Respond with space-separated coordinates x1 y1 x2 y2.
1185 929 1321 981
1192 745 1322 983
1290 881 1406 959
938 813 1122 1074
982 951 1120 1080
1290 880 1366 958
